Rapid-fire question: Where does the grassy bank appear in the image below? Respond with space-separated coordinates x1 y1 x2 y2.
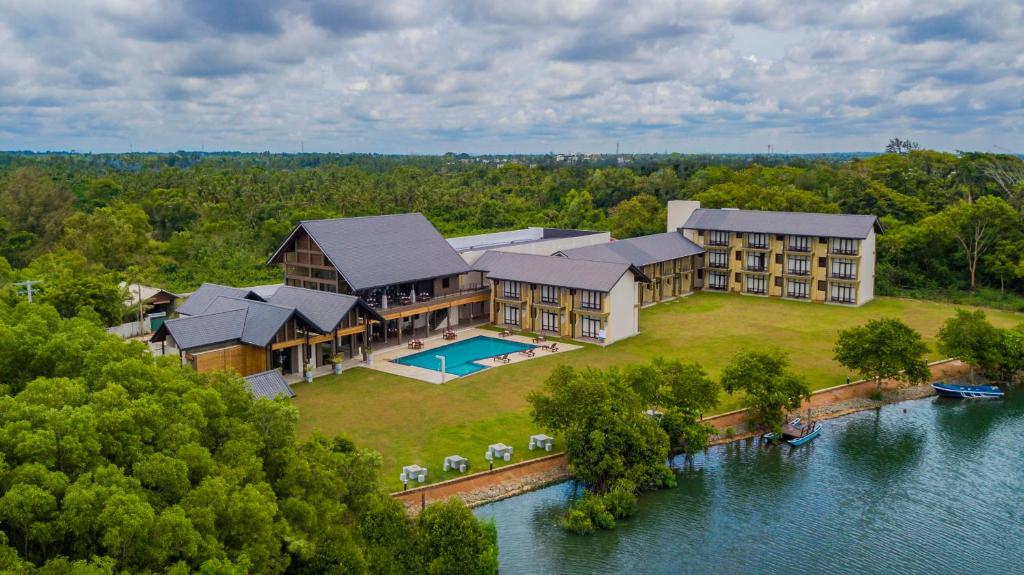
292 293 1022 487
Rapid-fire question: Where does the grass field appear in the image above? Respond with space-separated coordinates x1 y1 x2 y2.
292 293 1022 488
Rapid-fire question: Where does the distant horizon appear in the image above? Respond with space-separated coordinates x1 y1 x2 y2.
1 2 1020 154
2 148 1019 157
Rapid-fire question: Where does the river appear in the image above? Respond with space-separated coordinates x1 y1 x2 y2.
475 392 1024 574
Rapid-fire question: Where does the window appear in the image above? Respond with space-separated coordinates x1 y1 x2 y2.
832 238 858 255
818 257 827 268
581 316 602 338
787 255 810 275
541 285 559 304
734 273 741 283
442 277 450 289
775 253 783 264
788 235 811 252
580 290 601 310
503 305 520 326
745 275 767 294
774 277 783 287
697 269 704 279
708 230 730 246
787 280 809 299
818 280 827 291
830 258 857 279
747 233 768 249
734 250 741 261
707 271 728 290
776 234 785 241
541 310 559 332
312 268 336 280
708 250 729 268
320 284 338 293
502 281 521 299
830 284 856 304
746 252 766 271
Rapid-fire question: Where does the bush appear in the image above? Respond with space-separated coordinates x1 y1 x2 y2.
561 508 596 535
603 481 638 520
561 493 616 534
868 389 884 401
724 426 736 437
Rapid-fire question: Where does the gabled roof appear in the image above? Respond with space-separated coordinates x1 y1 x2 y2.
153 309 248 350
265 285 383 332
557 232 704 267
177 283 261 316
472 251 646 292
268 213 470 291
244 369 296 400
681 208 882 239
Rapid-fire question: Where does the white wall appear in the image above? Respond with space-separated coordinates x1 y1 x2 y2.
457 231 611 264
857 230 876 305
666 200 701 233
605 272 639 344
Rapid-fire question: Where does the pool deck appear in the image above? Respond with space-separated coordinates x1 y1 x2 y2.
369 327 581 384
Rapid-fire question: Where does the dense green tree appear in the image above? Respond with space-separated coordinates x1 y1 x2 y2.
719 350 811 432
0 303 497 573
937 309 1003 382
608 194 665 238
0 168 75 265
924 197 1020 290
20 250 125 325
63 203 153 271
833 318 931 390
694 182 839 213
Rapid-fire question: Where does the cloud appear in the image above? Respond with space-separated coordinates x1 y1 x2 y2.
0 0 1020 153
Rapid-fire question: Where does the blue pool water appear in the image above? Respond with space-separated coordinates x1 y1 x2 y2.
394 335 536 376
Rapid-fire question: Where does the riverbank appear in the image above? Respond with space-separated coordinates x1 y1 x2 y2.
393 358 968 512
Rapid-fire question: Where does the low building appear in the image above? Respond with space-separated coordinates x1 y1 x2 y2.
669 200 882 306
448 227 610 265
472 251 647 344
151 285 383 377
555 232 704 306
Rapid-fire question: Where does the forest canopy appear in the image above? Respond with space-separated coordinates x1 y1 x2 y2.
2 149 1023 326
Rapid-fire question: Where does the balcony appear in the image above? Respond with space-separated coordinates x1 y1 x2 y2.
369 285 491 315
745 288 768 295
786 292 810 299
785 244 812 253
743 264 769 273
829 272 857 281
744 244 770 252
707 260 729 269
830 296 856 304
830 248 859 256
785 268 810 276
707 240 729 247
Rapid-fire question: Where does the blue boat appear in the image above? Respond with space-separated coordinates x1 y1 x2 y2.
931 382 1004 399
763 418 822 446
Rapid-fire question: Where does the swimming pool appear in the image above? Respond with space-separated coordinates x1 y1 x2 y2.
394 335 536 376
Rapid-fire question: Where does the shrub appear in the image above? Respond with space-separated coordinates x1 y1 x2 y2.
603 481 638 520
868 389 884 401
724 426 736 437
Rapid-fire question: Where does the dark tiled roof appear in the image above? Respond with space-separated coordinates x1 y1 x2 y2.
157 309 247 350
558 232 704 267
473 251 640 292
266 285 383 332
682 209 881 239
244 369 296 400
269 213 470 291
177 283 260 316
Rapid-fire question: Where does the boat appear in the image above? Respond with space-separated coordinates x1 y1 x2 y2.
931 382 1004 399
763 418 822 446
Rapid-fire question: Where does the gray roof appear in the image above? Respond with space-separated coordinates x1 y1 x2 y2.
265 285 383 332
157 309 248 350
472 251 643 292
557 232 704 267
681 208 882 239
447 227 601 253
177 283 259 316
269 213 470 291
244 369 296 400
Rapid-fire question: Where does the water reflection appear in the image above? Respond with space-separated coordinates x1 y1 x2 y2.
835 409 925 483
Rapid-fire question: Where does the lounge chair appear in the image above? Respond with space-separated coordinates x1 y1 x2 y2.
499 329 512 338
520 349 535 357
444 330 458 340
546 343 559 352
493 354 510 364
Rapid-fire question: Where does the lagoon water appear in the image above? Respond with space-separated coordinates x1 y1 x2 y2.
476 392 1024 574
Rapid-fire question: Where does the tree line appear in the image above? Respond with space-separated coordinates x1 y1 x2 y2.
1 148 1023 328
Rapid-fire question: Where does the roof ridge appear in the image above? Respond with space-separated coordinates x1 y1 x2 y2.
300 212 424 224
694 207 876 218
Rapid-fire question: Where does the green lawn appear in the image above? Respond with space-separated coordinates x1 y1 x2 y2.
292 293 1022 488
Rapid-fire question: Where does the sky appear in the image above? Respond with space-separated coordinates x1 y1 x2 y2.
1 0 1022 154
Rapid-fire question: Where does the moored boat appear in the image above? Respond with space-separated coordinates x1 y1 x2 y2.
763 418 822 446
931 382 1004 399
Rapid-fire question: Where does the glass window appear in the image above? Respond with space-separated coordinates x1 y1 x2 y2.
708 271 728 290
786 280 809 299
541 310 559 332
580 290 601 310
708 230 730 246
746 252 766 271
503 305 520 326
830 258 857 279
747 233 768 248
502 281 521 298
787 255 810 275
830 284 856 303
745 275 767 295
708 250 729 268
581 316 602 338
541 285 559 304
831 238 858 255
787 235 811 252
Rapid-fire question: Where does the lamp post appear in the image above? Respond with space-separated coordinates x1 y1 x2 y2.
436 355 446 384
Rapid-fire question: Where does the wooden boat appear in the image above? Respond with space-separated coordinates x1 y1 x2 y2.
764 418 822 446
931 382 1004 399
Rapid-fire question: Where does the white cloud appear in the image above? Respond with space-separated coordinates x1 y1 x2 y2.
0 0 1020 153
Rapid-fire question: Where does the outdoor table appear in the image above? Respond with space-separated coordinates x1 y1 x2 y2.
400 464 427 484
443 455 469 473
529 434 554 451
486 443 513 462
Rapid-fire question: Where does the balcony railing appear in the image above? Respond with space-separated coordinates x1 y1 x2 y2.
787 292 810 299
786 268 810 276
744 265 768 272
786 244 812 253
830 272 857 280
745 288 767 295
706 284 728 291
831 248 859 256
578 303 602 311
539 297 560 305
745 243 770 250
831 297 856 304
708 260 729 269
366 285 490 312
707 240 729 247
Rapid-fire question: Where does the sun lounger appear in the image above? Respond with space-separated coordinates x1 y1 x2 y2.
519 349 535 357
